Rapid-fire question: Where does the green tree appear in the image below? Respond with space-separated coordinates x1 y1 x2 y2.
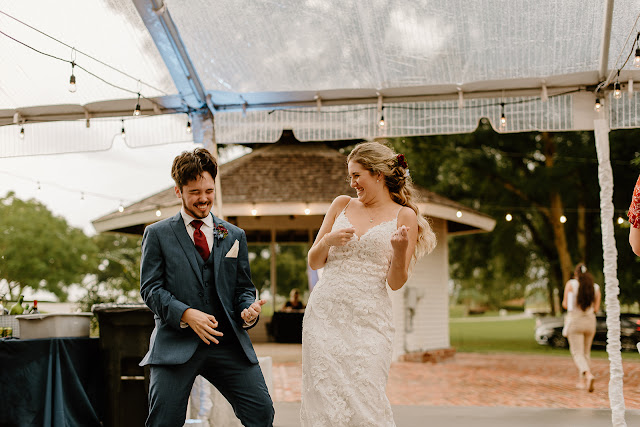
249 244 309 299
389 122 640 313
0 192 97 301
76 232 143 312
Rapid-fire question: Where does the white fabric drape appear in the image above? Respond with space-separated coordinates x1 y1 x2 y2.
594 118 626 427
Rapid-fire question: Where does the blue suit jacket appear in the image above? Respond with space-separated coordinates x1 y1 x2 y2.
139 212 258 366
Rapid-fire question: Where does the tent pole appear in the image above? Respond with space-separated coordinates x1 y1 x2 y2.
594 117 626 427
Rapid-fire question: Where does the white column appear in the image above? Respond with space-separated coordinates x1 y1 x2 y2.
594 117 626 427
202 115 224 220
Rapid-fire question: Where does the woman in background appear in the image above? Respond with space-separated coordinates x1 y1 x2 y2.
628 174 640 256
562 263 601 392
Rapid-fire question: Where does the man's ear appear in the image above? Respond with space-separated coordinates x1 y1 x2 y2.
174 186 181 199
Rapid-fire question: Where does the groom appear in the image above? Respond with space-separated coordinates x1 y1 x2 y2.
139 148 274 427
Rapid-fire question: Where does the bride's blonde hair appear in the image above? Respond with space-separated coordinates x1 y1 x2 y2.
347 141 437 259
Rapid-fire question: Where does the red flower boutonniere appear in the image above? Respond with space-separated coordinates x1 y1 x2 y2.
214 225 228 246
396 154 408 169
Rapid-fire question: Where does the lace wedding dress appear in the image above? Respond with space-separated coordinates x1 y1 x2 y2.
301 208 397 426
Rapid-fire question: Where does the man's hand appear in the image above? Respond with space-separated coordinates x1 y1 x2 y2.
241 299 267 324
181 308 224 345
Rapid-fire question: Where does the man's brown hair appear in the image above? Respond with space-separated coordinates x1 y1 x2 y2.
171 148 218 189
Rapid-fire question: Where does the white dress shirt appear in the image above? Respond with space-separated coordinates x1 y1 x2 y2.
181 208 214 253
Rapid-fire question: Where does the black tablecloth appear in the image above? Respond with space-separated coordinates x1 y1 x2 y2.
270 311 304 343
0 337 104 427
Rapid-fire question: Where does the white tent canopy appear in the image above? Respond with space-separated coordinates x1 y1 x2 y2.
0 1 637 425
1 0 640 155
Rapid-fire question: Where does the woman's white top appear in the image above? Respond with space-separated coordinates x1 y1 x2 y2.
566 279 600 312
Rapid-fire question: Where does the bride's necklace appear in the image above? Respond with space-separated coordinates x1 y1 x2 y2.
363 202 379 223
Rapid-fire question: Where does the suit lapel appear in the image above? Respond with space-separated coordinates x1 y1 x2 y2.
170 212 204 287
212 214 225 287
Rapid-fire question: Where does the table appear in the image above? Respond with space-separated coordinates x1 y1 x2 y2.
0 337 104 427
270 311 304 343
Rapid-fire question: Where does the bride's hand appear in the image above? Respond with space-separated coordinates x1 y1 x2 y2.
323 228 356 247
391 225 410 253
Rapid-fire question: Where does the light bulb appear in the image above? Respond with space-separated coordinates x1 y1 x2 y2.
68 74 76 93
121 127 126 138
304 208 311 215
378 115 385 128
560 215 567 223
634 47 640 68
156 209 162 217
505 213 512 222
456 210 462 218
19 127 24 139
251 208 258 216
617 217 624 224
500 113 507 129
614 81 622 99
594 98 601 112
37 181 41 191
133 93 141 116
186 121 192 134
118 204 124 213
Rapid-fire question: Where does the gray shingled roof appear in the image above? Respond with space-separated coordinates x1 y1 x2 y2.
96 132 491 223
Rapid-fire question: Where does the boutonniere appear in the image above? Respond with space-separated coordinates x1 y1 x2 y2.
213 225 228 246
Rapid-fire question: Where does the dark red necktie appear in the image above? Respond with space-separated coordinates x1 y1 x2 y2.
191 220 210 261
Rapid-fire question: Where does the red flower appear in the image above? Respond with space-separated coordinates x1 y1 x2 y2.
396 154 408 169
214 225 228 246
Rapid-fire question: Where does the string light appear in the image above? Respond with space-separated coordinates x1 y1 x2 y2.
186 119 192 134
560 215 567 223
251 208 258 216
304 204 311 215
378 106 385 128
505 213 512 221
156 209 162 217
133 93 141 116
456 210 462 218
19 126 24 139
617 217 624 224
121 119 126 138
118 202 124 213
68 62 76 93
635 47 640 68
499 103 507 130
614 71 622 99
594 97 602 112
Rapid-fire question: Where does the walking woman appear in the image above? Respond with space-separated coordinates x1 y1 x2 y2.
561 263 601 392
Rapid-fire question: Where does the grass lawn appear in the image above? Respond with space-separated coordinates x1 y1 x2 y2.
449 317 640 361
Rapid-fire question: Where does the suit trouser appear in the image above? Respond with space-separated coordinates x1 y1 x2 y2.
567 310 596 374
146 341 274 427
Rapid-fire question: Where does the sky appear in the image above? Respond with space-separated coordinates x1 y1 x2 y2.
0 137 229 236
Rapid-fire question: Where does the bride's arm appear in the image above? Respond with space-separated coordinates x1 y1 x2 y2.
308 196 353 270
387 207 418 291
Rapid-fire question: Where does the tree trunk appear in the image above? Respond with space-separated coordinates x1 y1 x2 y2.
577 201 587 262
542 133 574 313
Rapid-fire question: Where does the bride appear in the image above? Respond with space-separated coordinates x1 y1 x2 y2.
301 141 436 426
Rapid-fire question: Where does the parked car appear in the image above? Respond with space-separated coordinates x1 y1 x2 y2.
535 314 640 352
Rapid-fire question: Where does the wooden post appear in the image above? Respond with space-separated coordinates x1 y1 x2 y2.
270 228 277 309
